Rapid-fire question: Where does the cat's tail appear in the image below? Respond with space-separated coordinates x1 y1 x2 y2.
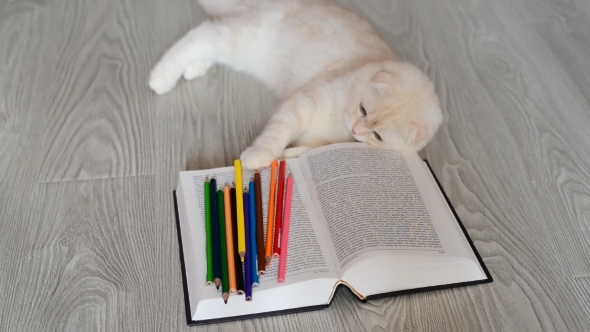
197 0 261 17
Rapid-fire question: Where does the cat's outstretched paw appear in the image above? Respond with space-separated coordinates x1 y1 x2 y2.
241 146 276 170
149 63 182 95
282 146 312 159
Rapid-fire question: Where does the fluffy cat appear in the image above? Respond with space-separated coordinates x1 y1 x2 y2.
149 0 443 170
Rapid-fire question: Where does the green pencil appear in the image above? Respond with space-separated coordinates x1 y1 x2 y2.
205 178 213 285
218 190 230 304
205 177 213 286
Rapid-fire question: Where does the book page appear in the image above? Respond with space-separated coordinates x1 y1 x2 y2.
341 154 489 295
298 143 480 273
178 159 338 303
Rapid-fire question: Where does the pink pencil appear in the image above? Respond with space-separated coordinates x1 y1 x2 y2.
278 174 294 283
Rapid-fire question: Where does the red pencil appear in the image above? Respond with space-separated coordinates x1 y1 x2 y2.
273 160 286 257
278 174 294 283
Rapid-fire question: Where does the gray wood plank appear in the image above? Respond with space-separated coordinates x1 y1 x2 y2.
528 18 590 278
0 177 185 332
571 277 590 321
0 1 49 180
30 0 156 182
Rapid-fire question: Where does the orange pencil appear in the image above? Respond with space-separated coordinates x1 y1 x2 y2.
265 160 278 266
223 184 237 293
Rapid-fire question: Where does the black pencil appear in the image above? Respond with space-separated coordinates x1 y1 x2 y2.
230 185 245 294
254 172 266 275
210 178 221 289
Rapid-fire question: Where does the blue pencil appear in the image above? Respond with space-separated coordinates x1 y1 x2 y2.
244 190 253 301
249 180 259 286
210 178 221 289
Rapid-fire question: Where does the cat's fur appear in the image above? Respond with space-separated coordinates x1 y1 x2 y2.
150 0 443 170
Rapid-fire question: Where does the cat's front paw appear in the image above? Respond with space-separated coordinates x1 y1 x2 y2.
149 62 182 95
240 146 276 170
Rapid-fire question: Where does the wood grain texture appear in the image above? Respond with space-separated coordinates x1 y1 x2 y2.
0 177 181 332
572 277 590 319
1 0 590 331
32 0 156 182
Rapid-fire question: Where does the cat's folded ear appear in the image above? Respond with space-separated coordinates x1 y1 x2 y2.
370 71 399 94
404 121 427 145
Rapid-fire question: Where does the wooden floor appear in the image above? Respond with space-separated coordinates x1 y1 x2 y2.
1 0 590 330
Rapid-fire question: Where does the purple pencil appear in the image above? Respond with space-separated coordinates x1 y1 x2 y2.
244 190 253 301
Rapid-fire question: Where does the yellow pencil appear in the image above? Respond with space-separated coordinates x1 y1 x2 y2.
234 159 246 261
265 160 278 266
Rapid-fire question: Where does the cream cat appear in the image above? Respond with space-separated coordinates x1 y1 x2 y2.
149 0 443 170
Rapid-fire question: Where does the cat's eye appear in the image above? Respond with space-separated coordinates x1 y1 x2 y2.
360 103 367 116
374 131 382 141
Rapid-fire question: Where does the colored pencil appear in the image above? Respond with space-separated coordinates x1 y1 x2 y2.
234 160 246 261
244 190 253 301
210 178 221 289
223 184 237 293
230 186 245 295
249 180 259 287
204 178 213 285
265 160 277 266
278 174 294 283
217 190 229 303
254 172 265 274
273 160 286 257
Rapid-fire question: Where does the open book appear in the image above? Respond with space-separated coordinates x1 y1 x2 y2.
173 143 492 325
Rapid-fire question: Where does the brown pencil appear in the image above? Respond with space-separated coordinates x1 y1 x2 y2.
265 160 278 265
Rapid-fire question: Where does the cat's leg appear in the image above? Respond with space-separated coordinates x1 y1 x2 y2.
149 19 237 94
240 93 314 169
282 146 313 159
183 59 214 80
